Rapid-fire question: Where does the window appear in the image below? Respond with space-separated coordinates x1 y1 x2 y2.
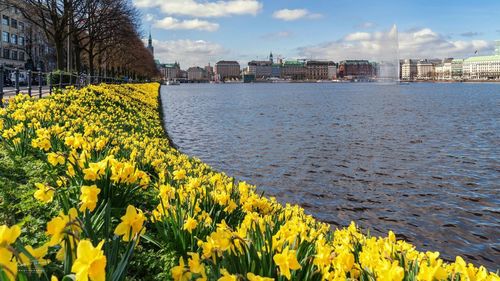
11 34 17 45
19 51 24 61
19 36 24 46
2 31 9 43
12 50 17 60
19 22 24 31
3 48 10 59
11 18 17 28
2 15 9 26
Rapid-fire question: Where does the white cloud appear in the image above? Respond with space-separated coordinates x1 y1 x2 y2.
272 9 322 21
344 32 372 41
154 17 219 31
151 39 228 67
133 0 262 18
298 27 493 61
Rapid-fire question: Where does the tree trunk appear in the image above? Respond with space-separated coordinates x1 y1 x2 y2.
55 40 65 70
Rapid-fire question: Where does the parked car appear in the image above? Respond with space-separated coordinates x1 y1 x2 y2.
10 71 29 85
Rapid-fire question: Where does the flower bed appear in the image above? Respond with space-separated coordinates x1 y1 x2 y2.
0 83 498 281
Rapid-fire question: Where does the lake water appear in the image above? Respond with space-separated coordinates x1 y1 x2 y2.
160 82 500 269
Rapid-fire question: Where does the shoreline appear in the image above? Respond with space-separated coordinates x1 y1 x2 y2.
1 83 498 278
157 86 179 150
157 83 499 272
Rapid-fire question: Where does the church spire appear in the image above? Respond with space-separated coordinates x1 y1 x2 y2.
147 29 154 57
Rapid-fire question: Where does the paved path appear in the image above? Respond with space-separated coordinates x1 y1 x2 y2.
1 86 52 102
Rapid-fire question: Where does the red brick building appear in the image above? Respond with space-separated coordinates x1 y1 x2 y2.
338 60 376 79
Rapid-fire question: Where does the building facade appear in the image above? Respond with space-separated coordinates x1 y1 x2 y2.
247 60 272 79
271 63 281 78
328 64 337 79
305 60 335 80
401 59 417 80
214 60 240 81
463 55 500 80
1 4 54 71
435 58 453 80
205 64 214 81
417 60 435 80
451 59 463 80
338 60 374 79
187 66 206 81
161 62 180 80
282 60 306 80
1 5 27 69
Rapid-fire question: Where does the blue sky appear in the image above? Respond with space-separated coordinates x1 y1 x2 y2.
133 0 500 67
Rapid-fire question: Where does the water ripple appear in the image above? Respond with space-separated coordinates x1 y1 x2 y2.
161 82 500 269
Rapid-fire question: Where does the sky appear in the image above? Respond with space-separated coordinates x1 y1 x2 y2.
133 0 500 67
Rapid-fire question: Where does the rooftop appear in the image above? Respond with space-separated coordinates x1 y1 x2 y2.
284 60 305 66
464 55 500 63
340 60 370 64
248 60 273 66
216 60 240 65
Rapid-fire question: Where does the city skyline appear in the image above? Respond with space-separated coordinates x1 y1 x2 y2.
135 0 500 66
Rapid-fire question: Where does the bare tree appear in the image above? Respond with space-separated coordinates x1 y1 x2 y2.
7 0 83 70
8 0 158 78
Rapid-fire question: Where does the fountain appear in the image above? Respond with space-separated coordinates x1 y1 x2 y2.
376 24 400 83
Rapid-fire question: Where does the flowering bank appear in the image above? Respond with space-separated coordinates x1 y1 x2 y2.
0 84 498 280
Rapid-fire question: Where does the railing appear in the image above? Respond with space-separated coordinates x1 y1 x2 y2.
0 64 133 107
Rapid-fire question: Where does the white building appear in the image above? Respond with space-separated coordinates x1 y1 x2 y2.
435 59 453 80
401 59 417 80
417 60 435 80
463 55 500 80
461 41 500 80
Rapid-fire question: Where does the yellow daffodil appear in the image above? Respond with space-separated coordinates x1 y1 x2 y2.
218 269 237 281
34 183 55 203
19 244 49 268
46 208 79 246
183 216 198 234
375 260 404 281
187 252 204 274
79 185 101 212
172 257 191 281
173 169 186 180
247 273 274 281
71 240 107 281
0 224 21 246
0 247 17 281
47 152 65 166
273 246 302 280
114 205 145 241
